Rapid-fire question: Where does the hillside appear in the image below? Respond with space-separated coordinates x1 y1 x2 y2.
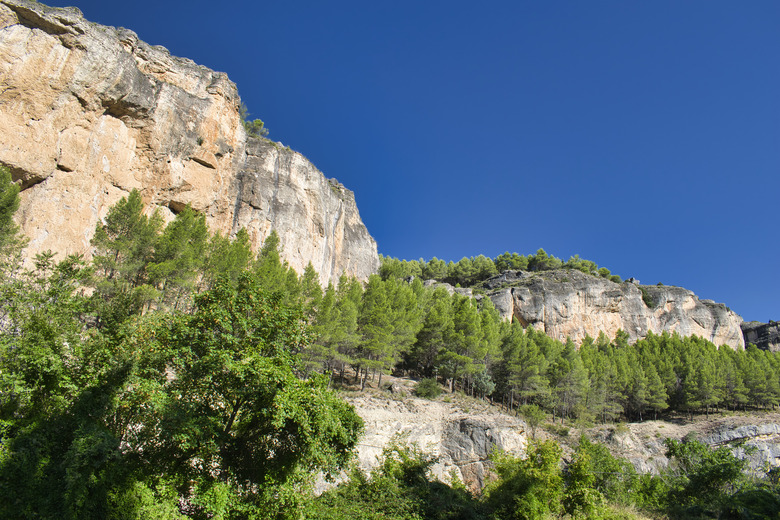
2 2 779 519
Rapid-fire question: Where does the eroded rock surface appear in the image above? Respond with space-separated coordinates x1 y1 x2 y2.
742 321 780 352
486 269 744 349
347 395 527 492
591 413 780 476
0 0 378 283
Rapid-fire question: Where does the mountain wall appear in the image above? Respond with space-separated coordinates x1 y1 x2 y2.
742 321 780 352
486 269 745 349
0 0 379 283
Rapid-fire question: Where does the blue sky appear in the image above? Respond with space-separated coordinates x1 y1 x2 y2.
45 0 779 322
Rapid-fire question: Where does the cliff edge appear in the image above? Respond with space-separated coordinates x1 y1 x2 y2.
486 269 744 349
0 0 379 283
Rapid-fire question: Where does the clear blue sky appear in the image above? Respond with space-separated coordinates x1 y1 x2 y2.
45 0 779 322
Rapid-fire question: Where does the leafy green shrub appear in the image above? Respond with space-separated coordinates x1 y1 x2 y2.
308 439 489 520
484 441 565 520
639 286 655 308
414 378 442 399
239 103 268 137
546 424 570 437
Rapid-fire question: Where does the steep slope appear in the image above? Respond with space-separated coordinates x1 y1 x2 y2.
0 0 378 283
486 269 744 348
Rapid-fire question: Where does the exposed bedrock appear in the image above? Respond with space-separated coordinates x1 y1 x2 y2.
0 0 378 283
486 269 744 349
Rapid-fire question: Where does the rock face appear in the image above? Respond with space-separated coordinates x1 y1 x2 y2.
591 413 780 476
348 395 527 492
486 269 744 349
422 279 474 298
339 389 780 493
741 321 780 352
0 0 378 283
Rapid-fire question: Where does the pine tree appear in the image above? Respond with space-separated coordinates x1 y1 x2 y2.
356 276 393 389
90 189 163 331
408 287 453 377
148 205 209 309
0 166 26 269
203 228 253 288
645 364 669 419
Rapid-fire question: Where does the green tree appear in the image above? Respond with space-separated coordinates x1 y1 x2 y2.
407 287 453 377
550 339 588 420
129 273 363 518
484 440 565 520
422 257 448 281
0 253 124 520
202 228 253 289
90 189 163 332
240 102 269 137
0 268 363 519
664 437 749 518
644 364 669 419
0 165 26 270
519 404 545 438
450 257 476 286
147 205 209 309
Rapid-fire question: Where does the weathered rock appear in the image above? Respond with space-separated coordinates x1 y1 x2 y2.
487 269 744 349
741 321 780 352
0 0 378 283
422 279 474 297
347 395 527 492
387 381 404 395
592 414 780 476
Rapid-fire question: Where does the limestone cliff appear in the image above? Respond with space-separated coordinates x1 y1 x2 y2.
486 269 744 349
346 393 527 492
0 0 379 283
742 321 780 352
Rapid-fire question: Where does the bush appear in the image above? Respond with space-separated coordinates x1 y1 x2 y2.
639 286 655 308
414 378 442 399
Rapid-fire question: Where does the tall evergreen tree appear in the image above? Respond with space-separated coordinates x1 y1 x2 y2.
0 166 26 269
90 190 163 332
148 205 209 309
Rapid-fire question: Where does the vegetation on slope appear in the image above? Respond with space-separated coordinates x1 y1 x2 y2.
3 168 780 518
309 434 780 520
379 250 622 288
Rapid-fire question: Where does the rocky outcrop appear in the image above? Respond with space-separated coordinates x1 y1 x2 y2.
591 413 780 476
486 269 744 349
742 321 780 352
0 0 378 283
338 388 780 493
347 394 527 492
422 279 474 298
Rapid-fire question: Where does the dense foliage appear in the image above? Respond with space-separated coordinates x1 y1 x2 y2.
3 177 780 518
0 183 360 519
310 434 780 519
379 249 622 288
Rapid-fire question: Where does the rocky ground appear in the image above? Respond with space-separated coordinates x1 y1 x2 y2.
325 373 780 493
